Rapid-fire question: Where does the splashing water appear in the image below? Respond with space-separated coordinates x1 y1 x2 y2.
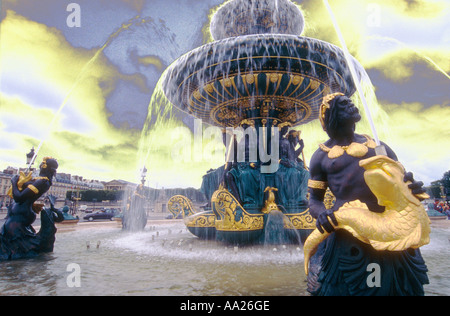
349 66 391 142
136 74 180 181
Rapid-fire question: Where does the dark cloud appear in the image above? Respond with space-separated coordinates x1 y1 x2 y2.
106 80 152 129
368 61 450 107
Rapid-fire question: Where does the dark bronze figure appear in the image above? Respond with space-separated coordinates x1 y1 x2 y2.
307 93 429 296
0 157 64 261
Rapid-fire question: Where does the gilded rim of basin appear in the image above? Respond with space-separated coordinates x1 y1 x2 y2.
162 34 360 127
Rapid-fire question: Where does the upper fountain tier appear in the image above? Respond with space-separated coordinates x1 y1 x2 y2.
210 0 304 40
162 0 361 127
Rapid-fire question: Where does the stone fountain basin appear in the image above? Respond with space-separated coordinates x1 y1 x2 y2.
162 34 361 127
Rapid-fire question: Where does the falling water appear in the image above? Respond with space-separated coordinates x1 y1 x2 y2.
263 210 301 245
136 76 177 174
322 0 382 147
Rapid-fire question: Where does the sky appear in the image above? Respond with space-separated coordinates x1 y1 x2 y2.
0 0 449 189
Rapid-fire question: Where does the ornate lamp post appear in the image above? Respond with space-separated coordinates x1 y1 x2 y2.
26 147 35 168
140 166 148 215
141 166 147 186
73 191 82 216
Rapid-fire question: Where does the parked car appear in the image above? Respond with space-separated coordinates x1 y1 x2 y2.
83 209 116 221
104 208 120 215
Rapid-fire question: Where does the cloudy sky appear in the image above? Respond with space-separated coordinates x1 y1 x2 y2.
0 0 449 189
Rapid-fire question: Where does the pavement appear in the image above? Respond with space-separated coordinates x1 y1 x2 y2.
430 217 450 229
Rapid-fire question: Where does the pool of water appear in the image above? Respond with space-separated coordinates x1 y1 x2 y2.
0 221 448 296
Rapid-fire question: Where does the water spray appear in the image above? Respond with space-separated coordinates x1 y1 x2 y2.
322 0 386 155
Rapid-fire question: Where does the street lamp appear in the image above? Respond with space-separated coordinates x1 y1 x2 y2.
141 166 148 185
26 147 35 167
140 166 149 216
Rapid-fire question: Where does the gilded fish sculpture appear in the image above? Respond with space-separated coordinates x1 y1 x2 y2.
304 155 431 275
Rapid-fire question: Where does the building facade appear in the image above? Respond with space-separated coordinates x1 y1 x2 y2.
0 172 13 208
103 179 135 191
0 167 105 209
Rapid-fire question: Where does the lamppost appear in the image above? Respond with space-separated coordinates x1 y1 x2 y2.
141 166 148 215
440 185 446 201
73 189 82 215
141 166 147 185
26 147 35 169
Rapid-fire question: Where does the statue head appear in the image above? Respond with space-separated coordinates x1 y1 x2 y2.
39 157 58 179
278 121 292 137
320 93 361 138
287 130 301 144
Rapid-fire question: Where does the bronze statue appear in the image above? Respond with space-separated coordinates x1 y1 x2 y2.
306 93 429 296
278 123 293 168
0 157 64 260
304 155 431 273
276 123 309 208
224 121 262 207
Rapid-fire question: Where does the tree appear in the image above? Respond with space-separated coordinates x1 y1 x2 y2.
428 181 442 199
66 190 125 202
425 170 450 200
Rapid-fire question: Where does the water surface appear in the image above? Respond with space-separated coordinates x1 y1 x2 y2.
0 221 448 296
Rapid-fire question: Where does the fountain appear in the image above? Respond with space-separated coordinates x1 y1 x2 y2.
0 0 447 297
163 0 362 245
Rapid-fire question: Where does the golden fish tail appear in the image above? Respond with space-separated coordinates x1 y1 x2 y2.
304 228 331 275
